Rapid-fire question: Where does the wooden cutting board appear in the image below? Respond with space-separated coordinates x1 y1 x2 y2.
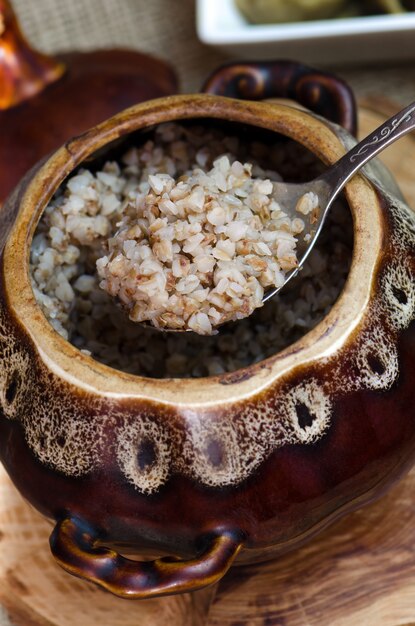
1 101 415 626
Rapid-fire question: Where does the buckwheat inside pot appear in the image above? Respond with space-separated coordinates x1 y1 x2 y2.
30 122 349 378
96 152 306 334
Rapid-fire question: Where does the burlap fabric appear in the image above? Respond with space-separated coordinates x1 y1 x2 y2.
1 2 415 624
13 0 228 92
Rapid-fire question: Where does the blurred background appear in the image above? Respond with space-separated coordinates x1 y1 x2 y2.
11 0 415 102
12 0 225 92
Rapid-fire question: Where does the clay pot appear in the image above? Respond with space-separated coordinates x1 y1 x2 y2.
0 0 178 204
0 80 414 599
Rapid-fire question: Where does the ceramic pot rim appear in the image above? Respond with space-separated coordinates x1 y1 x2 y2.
3 94 384 406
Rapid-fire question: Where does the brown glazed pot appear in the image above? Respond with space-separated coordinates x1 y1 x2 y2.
0 70 414 599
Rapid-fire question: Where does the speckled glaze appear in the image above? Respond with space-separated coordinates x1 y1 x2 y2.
0 94 414 599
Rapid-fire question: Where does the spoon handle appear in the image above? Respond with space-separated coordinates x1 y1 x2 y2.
326 101 415 197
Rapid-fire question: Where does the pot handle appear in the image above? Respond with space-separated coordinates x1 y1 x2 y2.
202 60 357 135
50 516 244 599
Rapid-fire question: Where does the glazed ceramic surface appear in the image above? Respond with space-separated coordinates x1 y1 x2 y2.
0 94 414 599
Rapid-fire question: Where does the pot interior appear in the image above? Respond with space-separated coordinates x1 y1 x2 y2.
29 117 354 380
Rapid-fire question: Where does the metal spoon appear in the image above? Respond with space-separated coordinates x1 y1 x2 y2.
263 100 415 303
147 101 415 332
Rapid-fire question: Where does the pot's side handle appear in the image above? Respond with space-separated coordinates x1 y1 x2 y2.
50 516 244 599
202 61 357 136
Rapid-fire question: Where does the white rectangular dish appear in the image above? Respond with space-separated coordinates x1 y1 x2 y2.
196 0 415 65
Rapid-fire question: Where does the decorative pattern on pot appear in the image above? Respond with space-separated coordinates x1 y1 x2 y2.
115 412 173 495
0 136 413 497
